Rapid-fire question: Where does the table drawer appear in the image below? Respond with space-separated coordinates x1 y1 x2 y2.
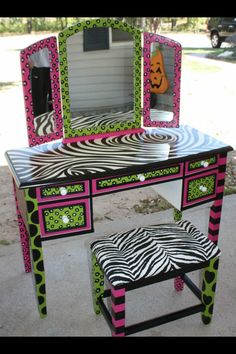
183 170 218 207
38 198 92 238
185 155 218 175
36 180 89 202
92 163 183 195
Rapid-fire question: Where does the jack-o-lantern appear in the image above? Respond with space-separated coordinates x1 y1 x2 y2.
150 49 169 94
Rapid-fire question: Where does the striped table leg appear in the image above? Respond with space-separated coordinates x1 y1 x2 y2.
173 208 184 291
208 153 227 244
12 179 31 273
111 286 126 337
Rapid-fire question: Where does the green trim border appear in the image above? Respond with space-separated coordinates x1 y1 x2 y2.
58 18 142 139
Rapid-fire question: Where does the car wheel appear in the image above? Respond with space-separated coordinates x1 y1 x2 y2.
211 32 222 48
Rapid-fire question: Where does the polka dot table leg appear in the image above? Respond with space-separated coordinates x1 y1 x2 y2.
91 252 104 315
201 257 219 325
173 208 184 292
111 286 126 337
208 153 227 244
25 188 47 318
12 179 31 273
173 208 182 223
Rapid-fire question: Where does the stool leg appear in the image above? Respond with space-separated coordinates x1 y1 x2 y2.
91 252 104 315
201 257 220 324
173 208 184 292
111 286 126 337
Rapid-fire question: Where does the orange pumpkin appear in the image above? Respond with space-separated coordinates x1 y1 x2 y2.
150 49 169 94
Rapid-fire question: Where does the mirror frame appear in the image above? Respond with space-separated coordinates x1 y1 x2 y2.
58 18 142 140
143 32 182 128
20 36 63 147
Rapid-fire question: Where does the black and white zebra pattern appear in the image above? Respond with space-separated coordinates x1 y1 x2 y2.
71 109 134 130
5 125 231 187
34 110 55 136
91 220 221 287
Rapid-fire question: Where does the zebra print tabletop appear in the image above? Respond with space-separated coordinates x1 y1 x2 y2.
5 125 232 188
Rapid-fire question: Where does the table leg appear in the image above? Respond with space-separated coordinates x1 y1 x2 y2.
173 208 184 291
12 179 31 273
25 188 47 318
201 257 220 324
208 153 227 244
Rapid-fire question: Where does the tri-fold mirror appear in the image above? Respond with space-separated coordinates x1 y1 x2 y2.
20 36 63 146
20 19 182 145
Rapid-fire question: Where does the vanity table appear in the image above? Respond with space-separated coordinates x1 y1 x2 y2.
5 18 233 318
5 125 232 317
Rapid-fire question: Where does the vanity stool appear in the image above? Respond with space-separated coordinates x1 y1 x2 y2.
90 220 221 336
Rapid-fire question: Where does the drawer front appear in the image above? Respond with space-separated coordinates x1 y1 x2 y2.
36 181 89 202
185 155 218 175
183 170 218 207
38 199 92 238
92 164 183 195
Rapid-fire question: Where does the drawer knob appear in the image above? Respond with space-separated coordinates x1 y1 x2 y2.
60 187 67 196
62 215 69 224
137 174 145 182
201 161 209 168
199 185 207 193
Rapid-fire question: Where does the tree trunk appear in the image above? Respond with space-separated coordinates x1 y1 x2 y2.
26 18 32 34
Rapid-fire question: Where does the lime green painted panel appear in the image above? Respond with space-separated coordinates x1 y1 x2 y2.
43 204 86 232
41 183 84 198
58 18 142 139
97 166 180 189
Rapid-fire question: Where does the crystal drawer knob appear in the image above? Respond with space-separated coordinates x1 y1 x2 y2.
137 174 145 182
199 185 207 193
201 161 209 168
62 215 69 224
60 187 67 196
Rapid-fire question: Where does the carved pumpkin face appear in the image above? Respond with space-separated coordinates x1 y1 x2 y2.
150 49 169 94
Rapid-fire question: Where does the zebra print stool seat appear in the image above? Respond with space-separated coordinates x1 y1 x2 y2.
90 220 221 336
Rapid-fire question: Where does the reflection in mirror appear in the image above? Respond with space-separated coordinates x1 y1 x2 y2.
29 48 55 136
143 32 182 129
66 27 135 130
150 42 174 123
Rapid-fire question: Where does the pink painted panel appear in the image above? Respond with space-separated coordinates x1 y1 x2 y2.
92 163 183 195
38 198 91 238
183 170 218 207
20 36 63 147
36 180 90 202
143 32 182 128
